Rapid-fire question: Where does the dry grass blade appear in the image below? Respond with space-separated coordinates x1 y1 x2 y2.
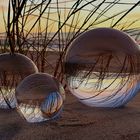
112 1 140 27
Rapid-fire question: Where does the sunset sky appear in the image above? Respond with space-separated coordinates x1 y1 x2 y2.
0 0 140 33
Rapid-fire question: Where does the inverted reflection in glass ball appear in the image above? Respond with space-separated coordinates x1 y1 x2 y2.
67 71 139 108
41 92 63 119
65 28 140 108
16 73 65 123
0 53 38 109
18 92 63 123
0 88 16 109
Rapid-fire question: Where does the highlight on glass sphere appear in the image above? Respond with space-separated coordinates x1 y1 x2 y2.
0 53 38 109
15 73 65 123
64 27 140 108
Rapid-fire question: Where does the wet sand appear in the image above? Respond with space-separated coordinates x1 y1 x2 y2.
0 90 140 140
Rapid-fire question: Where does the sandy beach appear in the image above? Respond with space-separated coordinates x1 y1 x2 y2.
0 0 140 139
0 90 140 140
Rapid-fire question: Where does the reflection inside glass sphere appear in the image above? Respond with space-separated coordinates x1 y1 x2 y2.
67 71 140 108
0 87 17 109
41 92 63 118
65 28 140 108
0 73 21 109
17 91 63 123
0 53 38 109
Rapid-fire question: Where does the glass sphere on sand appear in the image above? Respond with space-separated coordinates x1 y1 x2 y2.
0 53 38 109
15 73 65 123
65 28 140 108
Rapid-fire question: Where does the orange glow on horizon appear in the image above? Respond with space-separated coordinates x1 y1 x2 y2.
0 0 140 33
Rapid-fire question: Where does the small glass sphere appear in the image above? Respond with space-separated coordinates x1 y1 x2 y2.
65 28 140 108
15 73 65 123
0 53 38 109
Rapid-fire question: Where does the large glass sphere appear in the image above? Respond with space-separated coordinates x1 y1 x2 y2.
65 28 140 108
15 73 65 123
0 53 38 109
